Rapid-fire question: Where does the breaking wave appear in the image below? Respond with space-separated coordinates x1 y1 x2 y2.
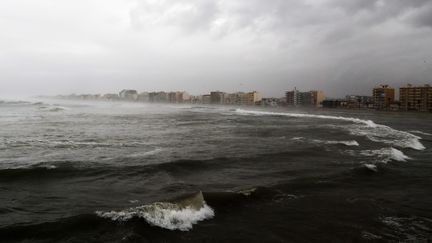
360 147 410 163
409 130 432 136
292 137 359 146
313 139 359 146
235 109 425 151
363 164 378 172
96 192 214 231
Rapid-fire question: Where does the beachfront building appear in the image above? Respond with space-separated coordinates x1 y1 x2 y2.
322 99 348 108
119 89 138 101
103 93 120 101
286 88 325 107
210 91 226 105
373 85 395 110
150 92 169 103
400 84 432 112
345 95 374 109
168 91 190 103
137 92 150 102
243 91 262 105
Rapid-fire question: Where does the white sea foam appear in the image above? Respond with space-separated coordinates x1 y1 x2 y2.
409 130 432 136
237 188 256 196
127 148 162 158
312 139 360 146
96 202 214 231
363 164 378 172
361 147 411 163
235 109 378 127
235 109 425 150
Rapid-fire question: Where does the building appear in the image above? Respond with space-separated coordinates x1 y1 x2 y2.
373 85 395 110
202 95 211 104
322 99 348 108
400 84 432 112
286 88 325 107
150 92 169 103
210 91 226 104
286 88 301 106
345 95 373 109
103 93 120 101
119 89 138 101
243 91 262 105
137 92 150 102
260 98 281 107
168 91 190 103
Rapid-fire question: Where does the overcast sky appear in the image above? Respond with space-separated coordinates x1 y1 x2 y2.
1 0 432 98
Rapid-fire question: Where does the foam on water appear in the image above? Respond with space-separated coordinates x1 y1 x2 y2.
363 164 378 172
361 147 411 163
96 192 215 231
313 139 359 146
409 130 432 136
127 148 163 158
235 109 425 150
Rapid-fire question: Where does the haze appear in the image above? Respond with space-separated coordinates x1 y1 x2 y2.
1 0 432 98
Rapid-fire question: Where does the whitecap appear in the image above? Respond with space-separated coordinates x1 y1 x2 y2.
235 109 425 151
312 139 359 146
409 130 432 136
360 147 410 163
96 192 214 231
363 164 378 172
127 148 163 158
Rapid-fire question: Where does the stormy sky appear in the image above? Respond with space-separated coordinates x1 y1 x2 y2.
1 0 432 98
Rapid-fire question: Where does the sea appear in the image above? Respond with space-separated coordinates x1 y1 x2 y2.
0 98 431 242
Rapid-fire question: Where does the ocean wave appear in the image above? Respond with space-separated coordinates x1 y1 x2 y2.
38 105 68 112
235 109 425 151
96 192 214 231
313 139 359 146
0 100 32 106
409 130 432 136
360 147 410 163
126 148 163 158
380 216 432 241
235 109 378 127
363 164 378 172
291 137 359 146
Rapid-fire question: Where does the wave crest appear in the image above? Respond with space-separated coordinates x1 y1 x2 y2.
235 109 425 151
361 147 410 163
96 192 214 231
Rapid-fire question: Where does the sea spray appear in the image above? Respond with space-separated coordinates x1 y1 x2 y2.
96 192 215 231
235 109 425 150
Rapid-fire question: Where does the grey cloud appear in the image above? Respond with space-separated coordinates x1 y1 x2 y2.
410 4 432 28
1 0 431 98
130 0 220 32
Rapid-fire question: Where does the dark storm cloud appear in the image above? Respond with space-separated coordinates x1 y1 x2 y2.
0 0 431 97
410 4 432 28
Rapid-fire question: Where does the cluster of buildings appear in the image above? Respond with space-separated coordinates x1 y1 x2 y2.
55 83 432 112
58 90 264 106
285 88 326 107
321 84 432 112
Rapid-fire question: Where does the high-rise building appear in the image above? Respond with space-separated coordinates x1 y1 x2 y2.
286 88 301 106
119 89 138 101
373 85 395 110
244 91 262 105
400 84 432 112
149 92 169 103
137 92 149 102
286 88 325 107
210 91 226 104
345 95 373 108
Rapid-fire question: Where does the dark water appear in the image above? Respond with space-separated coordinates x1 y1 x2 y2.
1 99 432 242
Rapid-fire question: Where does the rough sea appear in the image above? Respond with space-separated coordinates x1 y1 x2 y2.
0 99 431 242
